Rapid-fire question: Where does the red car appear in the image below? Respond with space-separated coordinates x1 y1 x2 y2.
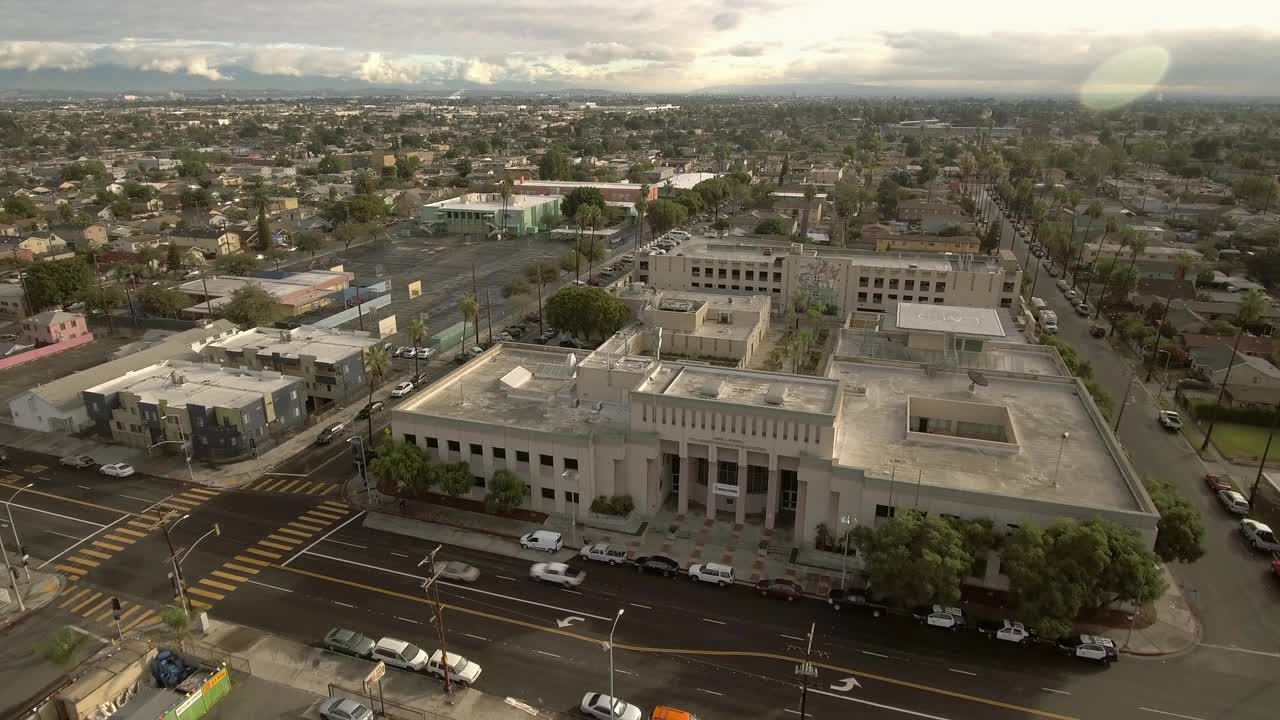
1272 558 1280 581
1204 473 1232 493
756 578 802 602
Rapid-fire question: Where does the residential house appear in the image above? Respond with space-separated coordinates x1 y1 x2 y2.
21 310 92 345
50 223 108 252
167 228 242 258
770 191 827 227
1191 346 1280 406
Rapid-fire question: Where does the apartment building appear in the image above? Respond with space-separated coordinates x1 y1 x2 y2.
200 325 382 411
83 360 305 461
638 238 1020 314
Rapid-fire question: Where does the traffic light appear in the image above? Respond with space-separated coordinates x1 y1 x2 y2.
19 545 28 568
111 597 122 620
168 571 181 600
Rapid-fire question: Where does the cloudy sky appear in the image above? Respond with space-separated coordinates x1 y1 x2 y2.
1 1 1278 94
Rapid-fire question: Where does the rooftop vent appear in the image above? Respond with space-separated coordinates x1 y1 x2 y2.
698 378 723 398
764 384 788 406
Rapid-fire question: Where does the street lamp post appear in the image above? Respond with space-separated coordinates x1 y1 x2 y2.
157 511 191 615
838 515 853 589
1053 432 1070 487
4 483 34 581
607 608 625 715
151 418 195 484
348 435 369 497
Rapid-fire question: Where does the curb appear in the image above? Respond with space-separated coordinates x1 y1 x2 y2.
0 572 66 633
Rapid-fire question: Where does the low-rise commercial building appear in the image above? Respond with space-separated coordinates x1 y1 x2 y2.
418 193 561 237
515 180 658 204
82 360 305 461
175 270 352 319
614 287 771 366
863 224 980 254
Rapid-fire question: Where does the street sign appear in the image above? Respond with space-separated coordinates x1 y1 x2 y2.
713 482 739 498
364 661 386 689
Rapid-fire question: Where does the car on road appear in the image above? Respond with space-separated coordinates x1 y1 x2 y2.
391 381 414 398
1240 519 1280 553
393 346 411 357
977 619 1035 644
317 422 346 444
1089 323 1106 337
1157 410 1183 430
322 628 376 658
519 530 563 552
319 698 373 720
632 554 681 577
689 562 735 587
426 650 482 686
1057 634 1117 665
1056 279 1069 291
356 401 385 419
530 561 585 587
59 455 96 469
913 604 965 629
826 587 885 616
756 578 802 602
580 693 642 720
1217 489 1251 515
371 637 429 671
579 542 628 565
438 561 480 582
99 462 135 478
1075 302 1091 316
1204 473 1232 493
416 347 435 360
1064 289 1078 300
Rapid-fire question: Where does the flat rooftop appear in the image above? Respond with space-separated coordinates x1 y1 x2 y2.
206 326 382 363
827 360 1141 511
516 179 642 190
87 360 297 410
439 194 556 212
676 238 1004 272
639 364 839 415
401 345 630 434
891 302 1006 337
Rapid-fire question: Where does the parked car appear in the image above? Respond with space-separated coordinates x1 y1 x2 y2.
1089 324 1106 337
416 347 435 360
977 619 1035 644
59 455 96 469
755 578 802 602
1217 489 1251 515
393 346 410 357
1157 410 1183 430
371 637 429 671
579 542 628 566
826 587 885 616
689 562 735 587
391 381 414 398
497 332 514 342
1057 634 1117 665
1075 302 1091 316
319 698 373 720
1203 473 1232 493
580 693 642 720
913 604 965 629
322 628 376 658
1240 519 1280 553
426 650 482 686
317 422 345 444
438 561 480 582
519 530 563 552
357 401 385 419
632 554 681 577
99 463 135 478
411 372 431 387
1064 289 1078 300
529 561 585 587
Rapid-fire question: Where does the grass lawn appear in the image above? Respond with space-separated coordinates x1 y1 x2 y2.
1208 422 1280 463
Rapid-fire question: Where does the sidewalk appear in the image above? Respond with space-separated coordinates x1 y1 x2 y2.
1080 565 1201 657
0 570 63 633
194 618 570 720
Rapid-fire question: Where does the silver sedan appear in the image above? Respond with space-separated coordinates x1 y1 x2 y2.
439 561 480 582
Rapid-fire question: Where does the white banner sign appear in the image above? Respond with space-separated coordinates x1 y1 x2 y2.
713 482 739 498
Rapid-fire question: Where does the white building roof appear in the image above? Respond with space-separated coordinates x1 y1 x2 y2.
894 302 1005 337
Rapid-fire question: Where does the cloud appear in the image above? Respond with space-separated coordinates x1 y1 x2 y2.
711 12 741 31
718 42 777 58
565 42 690 66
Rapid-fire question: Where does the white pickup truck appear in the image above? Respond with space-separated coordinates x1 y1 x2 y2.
1038 310 1058 334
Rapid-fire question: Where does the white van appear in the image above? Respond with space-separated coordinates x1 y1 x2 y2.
371 638 428 671
519 529 564 552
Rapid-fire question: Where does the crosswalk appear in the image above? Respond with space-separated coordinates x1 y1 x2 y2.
56 586 165 636
243 476 340 496
181 500 351 611
53 487 222 582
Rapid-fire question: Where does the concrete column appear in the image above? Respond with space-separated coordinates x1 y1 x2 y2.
735 448 747 525
677 453 689 515
706 447 717 520
765 456 779 530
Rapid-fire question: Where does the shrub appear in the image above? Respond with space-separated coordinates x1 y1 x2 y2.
590 494 635 517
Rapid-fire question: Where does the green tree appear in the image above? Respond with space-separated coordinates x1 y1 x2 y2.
24 258 93 311
981 219 1001 254
214 253 259 276
166 242 184 273
264 247 288 271
1144 479 1206 564
159 606 194 649
317 155 339 174
3 194 39 218
370 438 431 497
798 184 817 240
433 461 473 497
353 171 378 196
853 512 972 608
645 199 688 236
461 292 480 347
255 206 272 252
180 186 211 209
876 177 900 218
545 286 632 341
78 284 126 333
407 317 428 376
395 155 422 180
294 229 325 259
39 626 87 667
539 147 572 181
334 222 377 251
346 194 387 224
454 158 473 178
561 186 606 221
754 217 788 235
362 344 390 441
484 470 528 514
138 286 188 318
220 283 284 328
1233 175 1279 211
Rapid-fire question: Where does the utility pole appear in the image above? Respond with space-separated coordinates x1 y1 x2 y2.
484 289 494 344
1114 368 1136 432
792 623 821 720
418 547 453 694
157 509 191 616
1145 299 1173 382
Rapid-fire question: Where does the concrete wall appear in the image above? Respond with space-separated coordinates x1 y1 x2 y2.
0 331 94 371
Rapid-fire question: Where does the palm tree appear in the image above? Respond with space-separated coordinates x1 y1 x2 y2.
1072 201 1105 289
407 317 427 377
461 292 480 348
525 259 558 336
1094 226 1138 319
1173 252 1197 284
634 184 649 257
362 345 390 443
1201 288 1269 451
578 205 604 277
798 183 817 241
497 178 514 240
1083 216 1121 304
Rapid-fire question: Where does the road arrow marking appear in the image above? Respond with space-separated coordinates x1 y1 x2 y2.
557 615 585 628
829 677 861 692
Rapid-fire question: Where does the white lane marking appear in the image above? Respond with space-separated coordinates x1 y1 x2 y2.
246 579 293 593
784 711 806 717
1040 688 1071 696
333 601 356 608
38 493 169 569
697 689 723 697
325 539 367 549
77 485 91 490
947 668 977 677
861 650 890 659
536 650 560 658
496 575 516 581
45 530 83 540
299 550 614 622
397 617 421 624
263 472 307 477
808 688 954 720
280 510 365 566
4 501 107 526
1139 709 1207 720
1197 643 1280 659
390 552 410 558
561 589 582 595
120 494 159 503
701 618 727 625
628 603 651 610
465 633 489 642
780 634 805 642
615 669 636 676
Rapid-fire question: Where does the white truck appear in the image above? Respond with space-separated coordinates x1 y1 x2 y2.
1029 297 1047 317
1038 310 1058 335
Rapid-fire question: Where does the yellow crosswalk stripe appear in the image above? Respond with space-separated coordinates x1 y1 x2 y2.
266 534 298 545
224 562 262 574
321 485 339 495
177 491 209 502
258 540 293 551
59 588 92 609
117 604 142 623
116 526 147 538
259 478 291 492
82 596 113 618
79 548 112 560
212 569 248 583
187 586 225 600
198 578 237 592
189 599 212 610
122 609 154 631
234 554 271 567
289 521 324 533
278 479 304 493
103 534 136 545
185 487 219 498
320 501 349 511
160 499 197 511
56 564 88 576
92 540 126 552
294 481 318 494
67 555 100 567
128 519 155 530
70 591 103 613
306 510 344 522
306 483 329 495
92 604 119 623
246 547 282 559
275 527 312 539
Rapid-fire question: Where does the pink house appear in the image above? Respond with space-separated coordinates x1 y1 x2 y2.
22 310 91 345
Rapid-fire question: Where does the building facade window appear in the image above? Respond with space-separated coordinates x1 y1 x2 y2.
875 504 896 518
517 450 530 462
540 454 554 466
564 491 580 503
492 447 506 459
425 436 438 448
447 440 460 452
474 476 486 487
469 443 482 455
564 458 579 470
746 465 768 494
541 487 555 499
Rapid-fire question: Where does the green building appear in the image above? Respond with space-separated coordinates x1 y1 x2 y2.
418 193 562 237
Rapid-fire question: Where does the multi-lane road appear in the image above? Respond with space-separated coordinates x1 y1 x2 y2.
4 446 1280 720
